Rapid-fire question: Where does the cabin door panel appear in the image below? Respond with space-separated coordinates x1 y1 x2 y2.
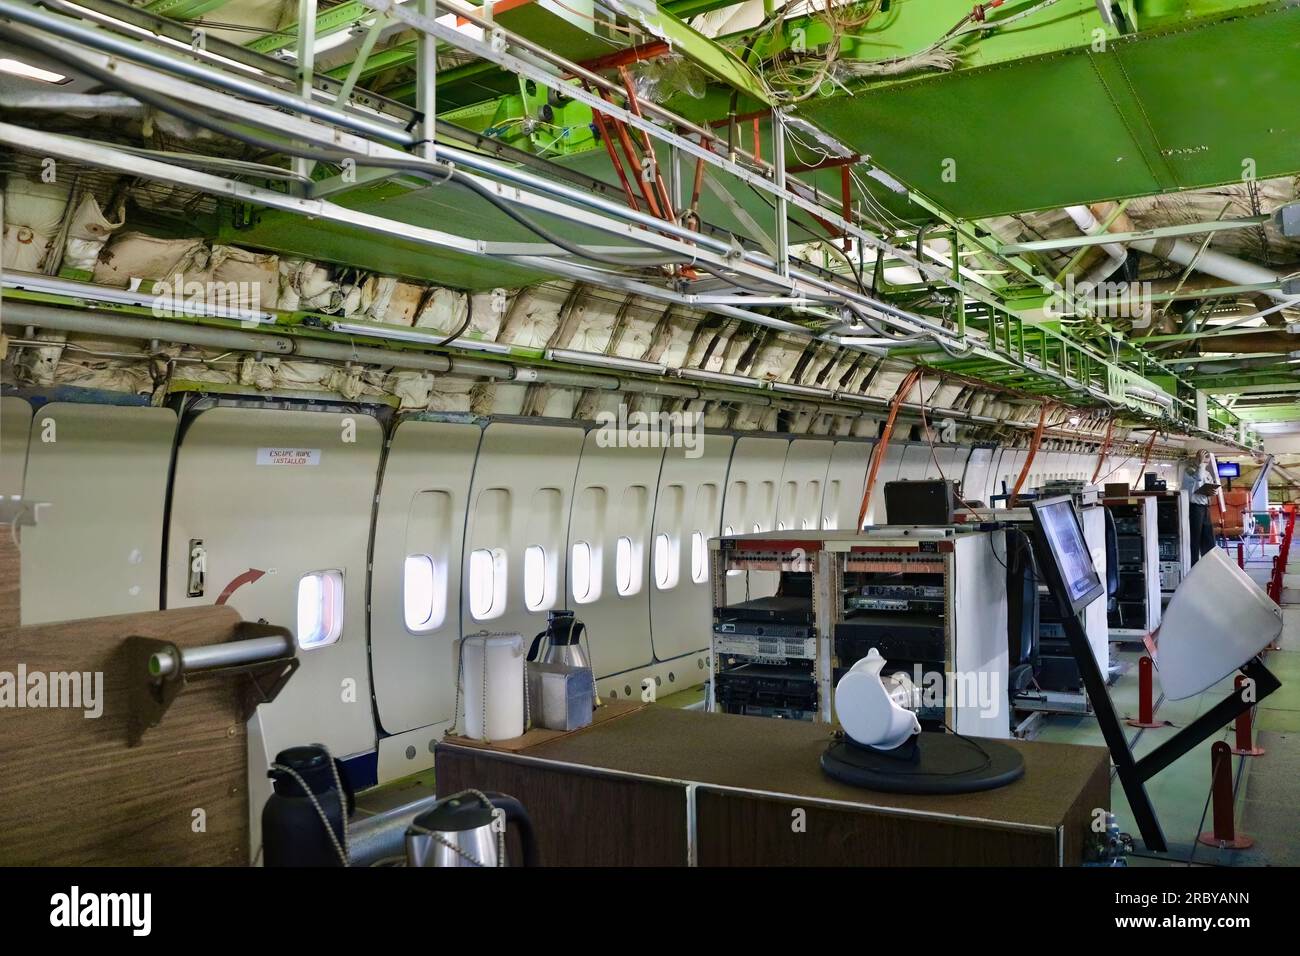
165 406 381 761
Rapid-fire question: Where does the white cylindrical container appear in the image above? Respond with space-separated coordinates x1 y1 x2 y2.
462 632 525 741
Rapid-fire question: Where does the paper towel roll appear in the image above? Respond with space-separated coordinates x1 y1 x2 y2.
462 632 525 741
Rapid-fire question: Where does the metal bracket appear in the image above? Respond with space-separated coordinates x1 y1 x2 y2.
124 622 299 747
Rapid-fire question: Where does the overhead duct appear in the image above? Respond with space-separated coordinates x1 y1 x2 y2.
1091 203 1292 311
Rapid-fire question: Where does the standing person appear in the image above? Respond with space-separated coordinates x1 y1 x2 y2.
1182 449 1218 564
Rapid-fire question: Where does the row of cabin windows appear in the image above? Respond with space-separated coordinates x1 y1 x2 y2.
399 531 714 627
302 519 841 644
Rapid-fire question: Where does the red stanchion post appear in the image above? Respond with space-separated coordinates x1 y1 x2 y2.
1230 675 1266 756
1126 656 1169 729
1237 542 1244 568
1197 741 1253 850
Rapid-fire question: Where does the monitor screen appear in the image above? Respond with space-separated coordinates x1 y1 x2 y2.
1218 461 1240 478
1031 497 1104 613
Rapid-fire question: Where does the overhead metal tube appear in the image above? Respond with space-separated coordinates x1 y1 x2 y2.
0 302 297 354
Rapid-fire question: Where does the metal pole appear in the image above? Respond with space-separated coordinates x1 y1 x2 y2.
293 0 318 187
149 634 296 678
771 108 789 281
416 0 437 161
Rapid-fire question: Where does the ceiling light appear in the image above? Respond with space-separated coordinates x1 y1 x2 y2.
0 58 67 84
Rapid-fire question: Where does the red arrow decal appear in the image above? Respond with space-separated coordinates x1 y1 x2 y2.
215 568 266 606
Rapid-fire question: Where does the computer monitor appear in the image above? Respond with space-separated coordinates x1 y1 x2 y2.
1218 461 1240 479
1029 496 1104 615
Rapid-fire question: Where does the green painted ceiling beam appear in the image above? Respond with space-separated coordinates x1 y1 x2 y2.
247 0 370 54
144 0 236 18
999 215 1273 255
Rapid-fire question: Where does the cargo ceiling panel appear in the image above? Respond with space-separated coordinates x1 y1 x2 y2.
219 178 562 289
795 4 1300 220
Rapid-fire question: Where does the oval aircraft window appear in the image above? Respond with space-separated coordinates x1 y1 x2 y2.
297 570 344 649
524 545 550 611
404 554 445 632
571 541 597 603
469 548 507 620
615 535 641 596
654 533 679 590
691 531 708 584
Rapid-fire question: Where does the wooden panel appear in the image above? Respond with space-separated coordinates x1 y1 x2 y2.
435 743 688 866
434 707 1109 866
0 524 17 629
0 606 251 865
695 790 1058 866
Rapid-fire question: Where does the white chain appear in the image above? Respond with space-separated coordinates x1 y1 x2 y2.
407 789 506 867
270 754 350 867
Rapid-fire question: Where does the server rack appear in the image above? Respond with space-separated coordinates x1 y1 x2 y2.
708 528 1010 738
1104 496 1162 640
1133 490 1191 597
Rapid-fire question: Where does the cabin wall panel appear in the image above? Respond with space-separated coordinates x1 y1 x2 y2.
776 439 834 532
370 420 481 736
722 436 789 601
650 434 733 663
566 432 664 677
461 422 585 640
864 440 907 525
823 440 871 530
20 403 176 625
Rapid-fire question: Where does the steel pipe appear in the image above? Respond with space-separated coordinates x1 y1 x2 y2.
149 634 295 678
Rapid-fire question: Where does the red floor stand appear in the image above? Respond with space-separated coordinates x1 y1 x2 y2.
1126 656 1170 729
1230 676 1266 757
1197 741 1254 850
1237 542 1245 569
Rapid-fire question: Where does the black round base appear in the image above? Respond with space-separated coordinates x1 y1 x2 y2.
820 732 1025 795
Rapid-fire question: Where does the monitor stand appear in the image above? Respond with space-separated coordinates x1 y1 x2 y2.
1043 580 1279 853
821 732 1025 795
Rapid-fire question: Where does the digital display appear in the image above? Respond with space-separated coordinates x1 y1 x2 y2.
1218 461 1240 478
1033 498 1103 612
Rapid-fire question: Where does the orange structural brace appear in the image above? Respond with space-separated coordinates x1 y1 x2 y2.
1132 430 1159 491
1009 402 1051 506
617 67 677 225
1090 418 1115 485
855 368 923 530
583 81 640 214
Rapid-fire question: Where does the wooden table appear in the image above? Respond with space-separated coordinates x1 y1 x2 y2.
435 707 1110 866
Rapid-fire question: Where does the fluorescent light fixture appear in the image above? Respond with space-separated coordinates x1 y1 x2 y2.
770 382 832 399
0 58 67 83
1 274 274 324
677 368 761 389
546 348 666 375
329 320 513 353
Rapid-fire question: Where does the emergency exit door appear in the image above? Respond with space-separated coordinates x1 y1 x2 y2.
164 406 382 767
